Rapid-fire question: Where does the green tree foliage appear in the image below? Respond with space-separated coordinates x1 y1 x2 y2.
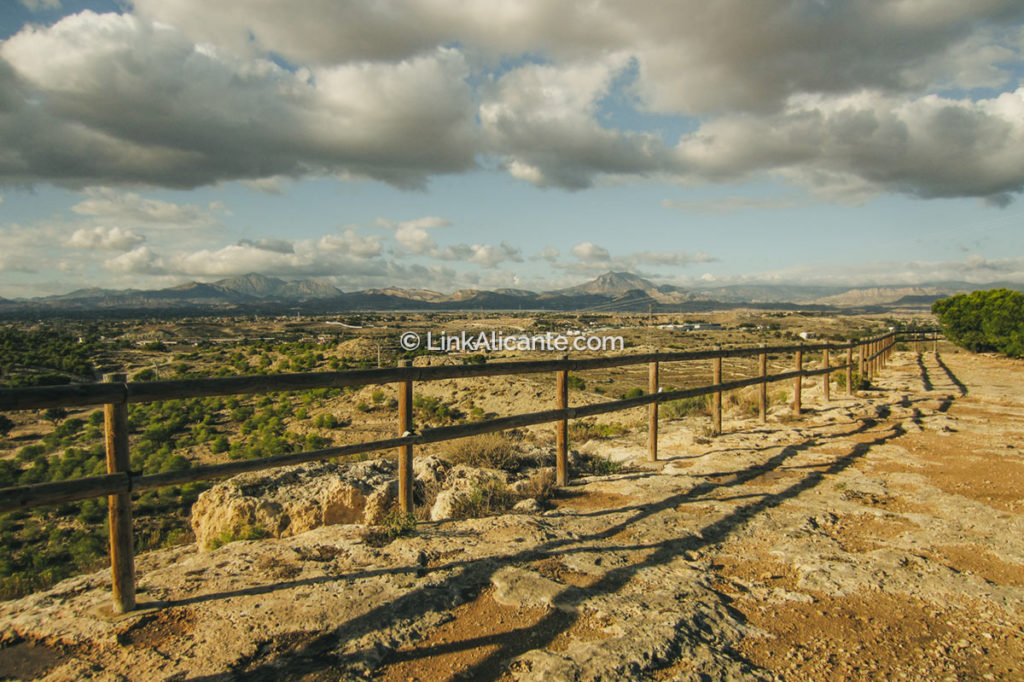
932 289 1024 357
0 414 14 439
0 328 98 386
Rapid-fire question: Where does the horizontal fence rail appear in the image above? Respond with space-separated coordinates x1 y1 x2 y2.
0 329 936 611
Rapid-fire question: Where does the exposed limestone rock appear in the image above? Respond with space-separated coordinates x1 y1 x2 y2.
191 459 398 548
429 464 510 521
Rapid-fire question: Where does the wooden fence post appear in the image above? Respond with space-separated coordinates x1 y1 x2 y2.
648 357 659 462
822 342 830 402
933 332 938 355
397 359 414 515
712 351 722 435
846 344 853 396
793 345 803 415
758 345 767 424
103 373 135 613
556 357 569 486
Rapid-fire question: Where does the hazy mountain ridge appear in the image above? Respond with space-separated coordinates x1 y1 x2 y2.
1 272 1019 315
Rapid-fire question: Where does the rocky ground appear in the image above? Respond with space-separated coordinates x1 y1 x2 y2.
2 347 1023 681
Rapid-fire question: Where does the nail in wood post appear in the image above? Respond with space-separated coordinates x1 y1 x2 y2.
712 352 722 435
845 345 853 396
103 373 135 613
556 357 569 486
758 346 767 423
793 346 803 415
397 359 414 514
822 342 830 402
648 358 659 461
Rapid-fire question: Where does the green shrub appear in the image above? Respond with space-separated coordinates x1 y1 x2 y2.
207 523 267 550
450 476 519 518
577 453 623 476
835 371 869 391
567 374 586 390
382 508 417 539
661 395 709 419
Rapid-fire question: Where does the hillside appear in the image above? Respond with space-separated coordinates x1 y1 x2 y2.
3 272 1017 315
3 347 1022 679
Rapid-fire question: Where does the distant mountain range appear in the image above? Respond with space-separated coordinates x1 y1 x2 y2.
0 271 1018 316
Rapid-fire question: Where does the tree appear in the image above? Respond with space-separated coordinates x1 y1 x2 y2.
933 289 1024 357
0 414 14 439
43 408 68 427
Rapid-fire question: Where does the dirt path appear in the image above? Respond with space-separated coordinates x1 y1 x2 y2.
2 348 1023 680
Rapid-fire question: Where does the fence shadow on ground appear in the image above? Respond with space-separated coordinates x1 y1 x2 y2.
190 415 905 680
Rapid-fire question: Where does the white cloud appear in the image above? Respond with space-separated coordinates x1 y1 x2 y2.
236 238 294 254
317 230 382 258
632 251 715 267
436 241 523 267
105 246 167 275
377 216 451 254
672 88 1024 201
70 188 221 229
66 226 144 251
480 56 672 189
0 12 477 189
0 1 1021 202
532 246 560 262
571 242 611 262
241 177 287 195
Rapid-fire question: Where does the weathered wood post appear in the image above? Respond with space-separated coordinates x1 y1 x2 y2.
845 344 853 396
758 345 767 423
712 350 722 435
793 345 803 415
822 341 831 402
933 331 938 355
103 373 135 613
397 359 414 514
648 356 659 462
556 356 569 486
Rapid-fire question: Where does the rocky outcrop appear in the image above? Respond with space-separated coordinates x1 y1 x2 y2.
190 455 465 549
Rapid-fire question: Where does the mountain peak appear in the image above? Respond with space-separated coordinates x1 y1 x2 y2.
561 271 656 296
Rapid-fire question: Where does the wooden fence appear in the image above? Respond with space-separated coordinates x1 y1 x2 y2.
0 329 931 612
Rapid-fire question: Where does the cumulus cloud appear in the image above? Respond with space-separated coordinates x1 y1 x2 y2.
317 230 382 259
532 246 560 262
436 241 523 267
105 246 167 275
66 226 144 251
71 188 221 228
377 216 451 254
0 11 476 189
571 242 611 262
0 1 1022 201
480 57 672 189
237 238 294 254
673 88 1024 201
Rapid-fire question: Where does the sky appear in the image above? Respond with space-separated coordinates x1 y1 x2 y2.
0 0 1023 299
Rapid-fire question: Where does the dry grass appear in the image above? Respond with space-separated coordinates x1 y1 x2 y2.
441 432 521 471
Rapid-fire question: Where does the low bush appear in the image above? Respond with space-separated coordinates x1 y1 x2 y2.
442 432 520 471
